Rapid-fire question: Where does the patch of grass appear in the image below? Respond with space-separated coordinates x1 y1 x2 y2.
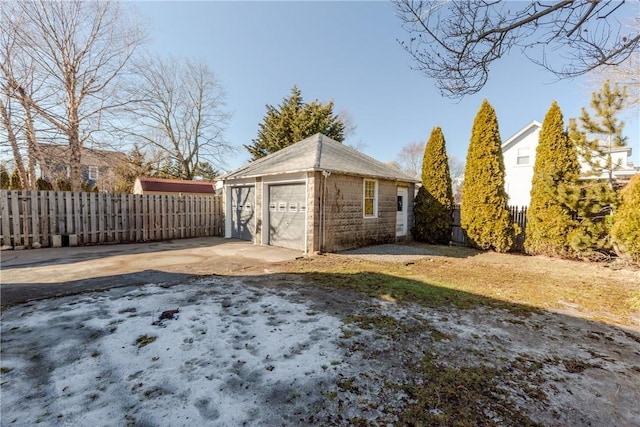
324 390 338 401
562 359 599 374
268 247 638 325
337 377 357 392
135 335 156 348
0 367 13 374
398 354 541 426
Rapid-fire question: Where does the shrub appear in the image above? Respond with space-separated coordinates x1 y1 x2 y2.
611 175 640 263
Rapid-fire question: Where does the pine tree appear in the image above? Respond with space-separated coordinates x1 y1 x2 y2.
245 85 345 160
611 175 640 264
461 99 513 252
562 80 628 256
114 145 153 193
578 80 628 188
413 126 454 244
525 101 581 257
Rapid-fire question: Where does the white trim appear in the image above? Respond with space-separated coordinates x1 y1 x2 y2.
363 178 378 218
396 187 409 237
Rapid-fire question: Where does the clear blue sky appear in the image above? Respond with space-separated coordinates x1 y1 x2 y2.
134 1 639 172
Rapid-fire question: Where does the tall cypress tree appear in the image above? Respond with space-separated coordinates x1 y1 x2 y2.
413 126 454 244
525 101 580 257
461 99 513 252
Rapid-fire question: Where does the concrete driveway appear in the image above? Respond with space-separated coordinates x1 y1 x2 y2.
0 237 302 307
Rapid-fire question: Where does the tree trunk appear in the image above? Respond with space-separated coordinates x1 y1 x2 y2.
0 99 28 189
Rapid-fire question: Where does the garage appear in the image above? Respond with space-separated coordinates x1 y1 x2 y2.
230 186 255 241
268 184 306 251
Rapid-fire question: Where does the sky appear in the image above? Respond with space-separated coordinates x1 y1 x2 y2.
134 1 639 173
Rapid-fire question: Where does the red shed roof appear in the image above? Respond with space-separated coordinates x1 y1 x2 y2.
136 177 215 194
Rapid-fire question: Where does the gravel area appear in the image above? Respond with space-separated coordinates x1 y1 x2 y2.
340 243 438 263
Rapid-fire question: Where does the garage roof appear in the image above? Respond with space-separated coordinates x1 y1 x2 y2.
135 177 215 194
223 133 419 182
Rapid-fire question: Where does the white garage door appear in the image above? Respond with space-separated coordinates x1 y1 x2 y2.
268 184 306 251
230 186 255 241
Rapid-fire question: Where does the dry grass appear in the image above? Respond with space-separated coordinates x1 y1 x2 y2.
260 244 640 327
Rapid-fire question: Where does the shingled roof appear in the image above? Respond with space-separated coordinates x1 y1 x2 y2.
134 177 215 194
224 134 418 182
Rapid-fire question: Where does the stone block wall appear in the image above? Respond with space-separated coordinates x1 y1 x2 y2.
320 173 406 252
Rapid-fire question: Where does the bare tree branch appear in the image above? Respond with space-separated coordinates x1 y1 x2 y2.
395 0 640 98
123 55 231 180
1 1 146 190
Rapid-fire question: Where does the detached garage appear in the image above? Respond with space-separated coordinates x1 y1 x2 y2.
221 133 418 253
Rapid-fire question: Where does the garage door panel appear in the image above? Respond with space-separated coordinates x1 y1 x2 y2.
231 186 254 241
269 184 305 251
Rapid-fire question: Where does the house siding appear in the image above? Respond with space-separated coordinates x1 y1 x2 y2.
320 173 410 252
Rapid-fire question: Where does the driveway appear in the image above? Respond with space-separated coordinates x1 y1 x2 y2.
0 237 302 306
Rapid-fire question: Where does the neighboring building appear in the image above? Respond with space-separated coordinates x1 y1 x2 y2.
133 177 216 196
221 133 418 253
502 121 638 206
36 144 127 191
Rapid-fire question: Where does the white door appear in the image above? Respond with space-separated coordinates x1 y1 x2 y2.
396 187 408 237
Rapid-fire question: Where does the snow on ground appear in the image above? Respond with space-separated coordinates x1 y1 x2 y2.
0 279 355 426
2 275 640 426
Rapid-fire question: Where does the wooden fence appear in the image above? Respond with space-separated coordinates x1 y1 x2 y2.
0 190 224 248
451 205 528 252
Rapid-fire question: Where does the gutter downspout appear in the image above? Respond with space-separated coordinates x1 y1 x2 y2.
321 170 330 252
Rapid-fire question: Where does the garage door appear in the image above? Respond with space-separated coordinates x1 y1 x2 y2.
230 186 255 241
268 184 306 251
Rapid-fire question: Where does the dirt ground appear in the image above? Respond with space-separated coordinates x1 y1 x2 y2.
2 269 639 426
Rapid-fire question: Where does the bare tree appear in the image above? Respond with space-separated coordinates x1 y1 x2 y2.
397 141 425 179
395 0 640 98
127 55 231 180
0 1 145 190
590 17 640 107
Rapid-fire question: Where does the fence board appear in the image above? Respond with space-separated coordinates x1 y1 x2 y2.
31 192 39 246
1 191 10 246
0 190 223 249
11 191 21 246
451 205 529 252
39 191 48 246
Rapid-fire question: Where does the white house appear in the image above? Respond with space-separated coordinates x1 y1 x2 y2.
502 121 638 206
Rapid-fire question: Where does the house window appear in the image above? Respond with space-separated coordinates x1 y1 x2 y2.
88 165 99 180
516 148 530 165
363 179 378 218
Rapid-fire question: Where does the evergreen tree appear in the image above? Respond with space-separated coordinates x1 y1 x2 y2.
461 99 513 252
245 85 345 160
36 178 53 191
611 175 640 264
114 145 153 193
193 162 219 182
56 178 72 191
577 80 628 188
413 126 454 244
9 169 22 189
0 165 10 189
563 119 617 256
525 101 581 257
